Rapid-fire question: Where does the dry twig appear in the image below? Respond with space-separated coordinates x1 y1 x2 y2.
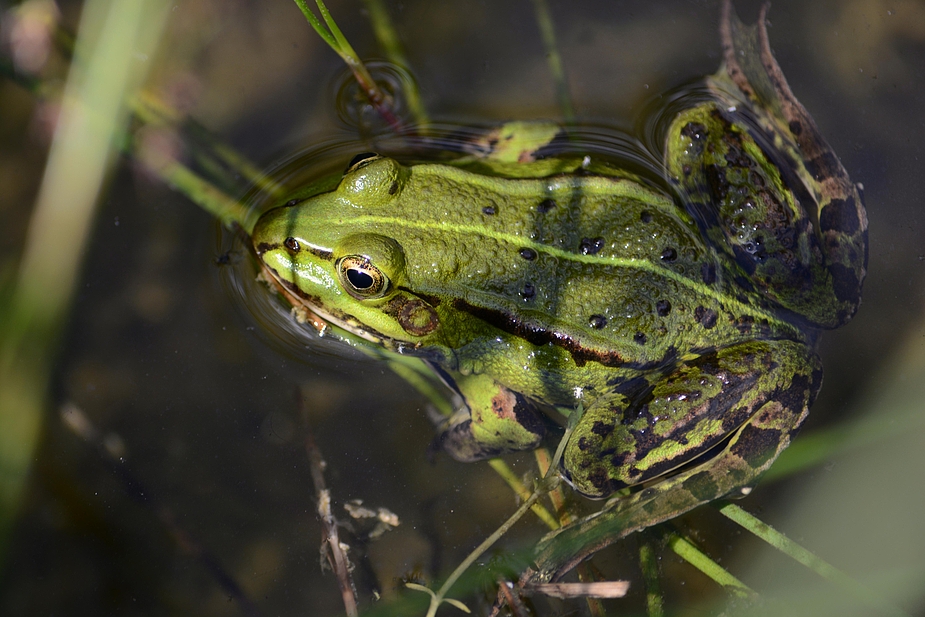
301 391 360 617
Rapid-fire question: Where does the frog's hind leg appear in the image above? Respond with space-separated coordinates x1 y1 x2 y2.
716 1 867 326
665 2 866 329
536 339 821 582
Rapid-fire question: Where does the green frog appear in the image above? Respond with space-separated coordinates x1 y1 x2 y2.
252 1 866 580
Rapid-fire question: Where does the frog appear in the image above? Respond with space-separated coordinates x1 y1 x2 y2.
251 0 866 582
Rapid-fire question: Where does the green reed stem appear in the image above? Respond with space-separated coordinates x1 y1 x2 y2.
131 92 286 204
292 0 406 133
717 503 910 617
412 414 577 617
666 532 754 599
0 0 170 563
361 0 429 127
487 459 559 530
639 540 665 617
530 0 575 122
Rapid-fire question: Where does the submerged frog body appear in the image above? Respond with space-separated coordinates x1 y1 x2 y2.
252 1 866 578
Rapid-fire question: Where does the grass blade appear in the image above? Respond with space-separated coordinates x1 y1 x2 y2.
0 0 170 561
717 502 910 617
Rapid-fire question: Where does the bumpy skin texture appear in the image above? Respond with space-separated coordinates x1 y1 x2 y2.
252 0 866 584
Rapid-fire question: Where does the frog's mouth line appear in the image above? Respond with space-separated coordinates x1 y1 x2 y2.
258 261 402 348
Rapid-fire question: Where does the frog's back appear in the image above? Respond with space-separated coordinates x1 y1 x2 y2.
373 162 797 367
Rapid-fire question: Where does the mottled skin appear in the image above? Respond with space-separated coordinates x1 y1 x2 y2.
253 1 866 583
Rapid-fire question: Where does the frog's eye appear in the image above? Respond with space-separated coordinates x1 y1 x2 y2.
337 255 389 299
344 152 382 174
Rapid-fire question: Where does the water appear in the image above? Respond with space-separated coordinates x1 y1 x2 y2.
3 1 924 615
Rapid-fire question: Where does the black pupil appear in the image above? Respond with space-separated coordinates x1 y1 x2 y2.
346 268 374 289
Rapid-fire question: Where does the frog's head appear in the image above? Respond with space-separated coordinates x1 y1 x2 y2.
252 154 440 347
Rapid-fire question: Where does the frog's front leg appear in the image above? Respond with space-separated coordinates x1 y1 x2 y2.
434 372 546 462
534 339 820 581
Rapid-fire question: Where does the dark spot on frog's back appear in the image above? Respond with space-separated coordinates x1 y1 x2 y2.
585 468 611 493
819 196 860 235
591 421 613 437
661 247 677 262
579 237 605 255
519 247 538 261
634 332 647 345
680 122 707 157
576 436 592 452
588 314 607 329
776 371 816 413
537 198 556 213
656 300 671 317
508 391 547 437
788 120 803 136
607 448 629 467
681 122 707 140
482 205 496 216
640 211 653 224
694 306 718 329
735 315 754 334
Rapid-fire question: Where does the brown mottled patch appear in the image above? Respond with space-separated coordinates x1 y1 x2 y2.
491 388 518 421
384 296 439 336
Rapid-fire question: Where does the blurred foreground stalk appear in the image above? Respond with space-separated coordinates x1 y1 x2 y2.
0 0 169 560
